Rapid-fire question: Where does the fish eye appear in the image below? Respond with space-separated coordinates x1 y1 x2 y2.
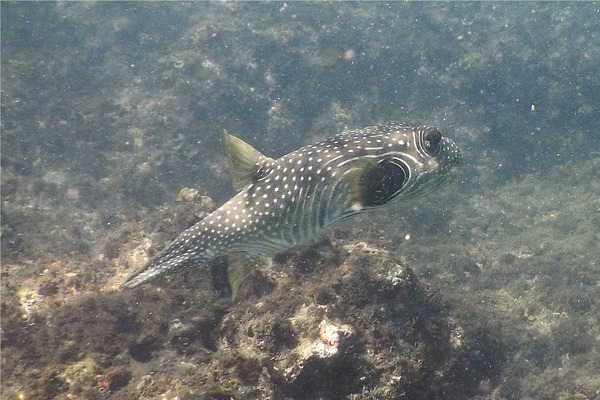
423 129 442 153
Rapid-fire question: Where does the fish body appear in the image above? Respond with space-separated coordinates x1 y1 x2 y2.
122 122 462 294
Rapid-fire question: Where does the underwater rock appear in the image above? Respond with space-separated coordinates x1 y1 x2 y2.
171 232 499 399
175 187 200 202
312 319 352 357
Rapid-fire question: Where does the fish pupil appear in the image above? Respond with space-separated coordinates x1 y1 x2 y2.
424 129 442 153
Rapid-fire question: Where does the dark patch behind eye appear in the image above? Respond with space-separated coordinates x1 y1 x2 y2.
362 159 408 207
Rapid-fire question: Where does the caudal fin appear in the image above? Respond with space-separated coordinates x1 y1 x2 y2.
121 239 207 288
120 259 171 288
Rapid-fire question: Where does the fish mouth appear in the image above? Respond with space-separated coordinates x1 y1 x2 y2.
439 139 462 172
422 138 462 193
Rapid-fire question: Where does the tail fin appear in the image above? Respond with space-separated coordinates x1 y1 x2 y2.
121 237 212 289
120 256 173 289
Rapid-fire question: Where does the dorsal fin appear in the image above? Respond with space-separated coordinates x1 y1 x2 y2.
223 130 274 192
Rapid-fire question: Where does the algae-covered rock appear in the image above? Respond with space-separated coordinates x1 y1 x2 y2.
150 232 498 399
59 357 98 393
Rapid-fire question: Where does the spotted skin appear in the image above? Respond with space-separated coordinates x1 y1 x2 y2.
121 122 462 290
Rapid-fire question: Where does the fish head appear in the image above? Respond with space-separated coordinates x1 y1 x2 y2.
378 124 462 202
345 123 462 209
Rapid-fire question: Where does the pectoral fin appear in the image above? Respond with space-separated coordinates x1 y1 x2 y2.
346 157 409 208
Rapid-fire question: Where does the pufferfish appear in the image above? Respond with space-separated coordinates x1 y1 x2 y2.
122 122 462 295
